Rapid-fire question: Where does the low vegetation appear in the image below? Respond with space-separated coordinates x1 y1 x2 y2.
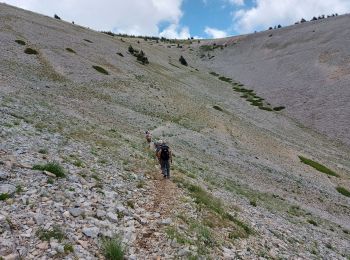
84 39 93 43
179 55 188 66
66 48 76 53
0 193 10 201
15 39 26 45
336 186 350 197
298 156 338 177
100 236 124 260
36 225 66 242
32 162 65 177
24 48 38 55
213 105 223 112
128 45 149 65
93 65 109 75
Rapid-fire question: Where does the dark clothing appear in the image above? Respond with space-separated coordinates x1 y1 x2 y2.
160 159 170 178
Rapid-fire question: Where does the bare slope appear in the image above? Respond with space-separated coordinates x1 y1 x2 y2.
0 3 350 259
195 15 350 146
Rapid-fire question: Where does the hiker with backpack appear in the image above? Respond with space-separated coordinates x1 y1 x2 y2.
156 141 172 179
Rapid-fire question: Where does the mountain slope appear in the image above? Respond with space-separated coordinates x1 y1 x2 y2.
195 14 350 146
0 3 349 259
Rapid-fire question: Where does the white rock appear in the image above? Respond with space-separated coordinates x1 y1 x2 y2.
106 212 118 223
0 184 16 196
82 227 100 238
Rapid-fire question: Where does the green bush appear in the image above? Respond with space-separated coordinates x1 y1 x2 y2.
258 106 273 111
93 65 109 75
273 106 285 111
298 156 338 177
179 55 188 66
336 186 350 197
66 48 76 53
15 39 26 45
24 48 38 55
101 236 124 260
32 162 65 178
218 76 232 83
0 193 10 201
213 105 223 111
308 219 318 226
209 72 219 77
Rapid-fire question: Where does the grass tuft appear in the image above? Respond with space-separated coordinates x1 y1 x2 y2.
32 162 65 178
308 219 318 226
298 156 338 177
24 48 38 55
273 106 286 111
0 193 10 201
36 225 66 242
336 186 350 197
218 76 232 83
101 236 124 260
93 65 109 75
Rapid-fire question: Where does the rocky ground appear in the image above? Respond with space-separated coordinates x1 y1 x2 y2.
1 3 350 259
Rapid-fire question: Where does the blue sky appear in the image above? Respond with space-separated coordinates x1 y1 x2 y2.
4 0 350 39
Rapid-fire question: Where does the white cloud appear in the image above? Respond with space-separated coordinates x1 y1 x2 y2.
233 0 350 34
159 24 190 39
204 26 228 38
3 0 188 37
227 0 244 6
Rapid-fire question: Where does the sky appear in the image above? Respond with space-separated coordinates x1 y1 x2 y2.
3 0 350 39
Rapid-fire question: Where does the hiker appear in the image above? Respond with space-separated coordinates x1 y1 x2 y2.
157 141 172 178
145 130 152 143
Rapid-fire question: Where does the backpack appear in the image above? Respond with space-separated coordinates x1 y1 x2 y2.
160 145 170 160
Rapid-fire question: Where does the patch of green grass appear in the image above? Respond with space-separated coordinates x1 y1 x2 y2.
199 45 213 51
24 48 38 55
298 156 338 177
250 200 257 207
93 65 109 75
64 243 74 253
166 226 190 244
38 148 48 154
101 236 124 260
308 219 318 226
32 162 65 178
47 178 54 184
37 225 66 242
288 205 304 217
136 181 145 189
126 200 134 209
15 39 26 45
213 105 223 112
336 186 350 197
66 48 76 53
0 193 10 201
16 184 23 194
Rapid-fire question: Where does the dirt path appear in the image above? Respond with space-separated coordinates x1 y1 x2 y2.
133 144 184 257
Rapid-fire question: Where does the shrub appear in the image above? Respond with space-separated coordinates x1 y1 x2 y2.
179 55 188 66
308 219 318 226
15 39 26 45
218 76 232 83
250 200 257 207
64 243 74 253
84 39 93 43
117 52 124 57
258 106 273 111
336 186 350 197
24 48 38 55
128 45 135 54
298 156 338 177
93 65 109 75
136 50 149 65
209 72 219 77
37 225 66 242
101 236 124 260
213 105 223 111
54 14 61 20
273 106 285 111
66 48 76 53
32 162 65 178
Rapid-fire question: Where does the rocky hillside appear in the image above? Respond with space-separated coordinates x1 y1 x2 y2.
0 3 349 259
195 14 350 146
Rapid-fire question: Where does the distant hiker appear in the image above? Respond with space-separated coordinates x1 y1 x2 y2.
145 130 152 143
157 141 172 179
